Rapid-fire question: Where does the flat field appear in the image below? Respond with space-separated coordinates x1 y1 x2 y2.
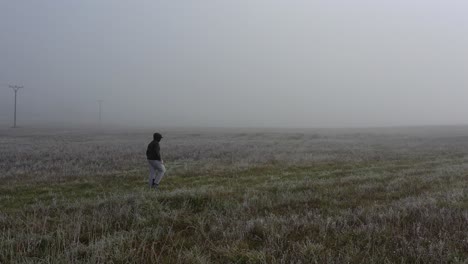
0 126 467 263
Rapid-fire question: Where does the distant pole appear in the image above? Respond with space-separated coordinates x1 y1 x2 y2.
9 85 23 128
98 100 103 125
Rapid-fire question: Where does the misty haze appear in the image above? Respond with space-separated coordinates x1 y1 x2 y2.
1 1 467 263
2 1 468 128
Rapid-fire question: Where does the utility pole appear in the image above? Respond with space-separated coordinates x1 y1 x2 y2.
9 85 23 128
98 100 103 125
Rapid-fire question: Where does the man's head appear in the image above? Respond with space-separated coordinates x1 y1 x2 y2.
153 133 163 141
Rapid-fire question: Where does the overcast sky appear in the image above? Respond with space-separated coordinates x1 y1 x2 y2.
1 0 468 128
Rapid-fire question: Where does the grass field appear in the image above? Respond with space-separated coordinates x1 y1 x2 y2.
1 126 467 263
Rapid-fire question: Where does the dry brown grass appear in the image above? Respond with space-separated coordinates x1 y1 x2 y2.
1 127 467 263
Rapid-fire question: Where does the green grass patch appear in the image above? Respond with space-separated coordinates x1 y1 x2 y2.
1 157 467 263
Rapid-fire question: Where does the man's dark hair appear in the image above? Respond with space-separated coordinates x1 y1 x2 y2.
153 133 163 140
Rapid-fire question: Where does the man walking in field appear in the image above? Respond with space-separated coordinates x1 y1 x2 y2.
147 133 166 190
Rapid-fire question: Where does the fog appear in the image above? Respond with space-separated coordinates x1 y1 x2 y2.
1 1 468 128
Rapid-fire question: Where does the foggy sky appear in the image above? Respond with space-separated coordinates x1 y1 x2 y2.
1 0 468 128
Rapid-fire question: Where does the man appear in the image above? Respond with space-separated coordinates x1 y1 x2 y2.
146 132 166 189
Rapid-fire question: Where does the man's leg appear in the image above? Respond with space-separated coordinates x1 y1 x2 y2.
154 161 166 185
148 160 156 188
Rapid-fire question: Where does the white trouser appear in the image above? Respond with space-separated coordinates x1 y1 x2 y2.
148 160 166 187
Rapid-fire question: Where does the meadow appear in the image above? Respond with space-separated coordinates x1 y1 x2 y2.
0 126 467 263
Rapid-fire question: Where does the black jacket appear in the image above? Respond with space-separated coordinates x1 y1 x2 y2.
146 140 161 160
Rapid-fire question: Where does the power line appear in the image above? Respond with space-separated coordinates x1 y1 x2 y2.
98 100 103 125
9 85 24 128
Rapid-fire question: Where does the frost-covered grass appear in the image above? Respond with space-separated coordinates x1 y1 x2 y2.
0 126 467 263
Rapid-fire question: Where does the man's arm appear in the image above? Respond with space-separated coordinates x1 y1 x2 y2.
155 143 162 161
